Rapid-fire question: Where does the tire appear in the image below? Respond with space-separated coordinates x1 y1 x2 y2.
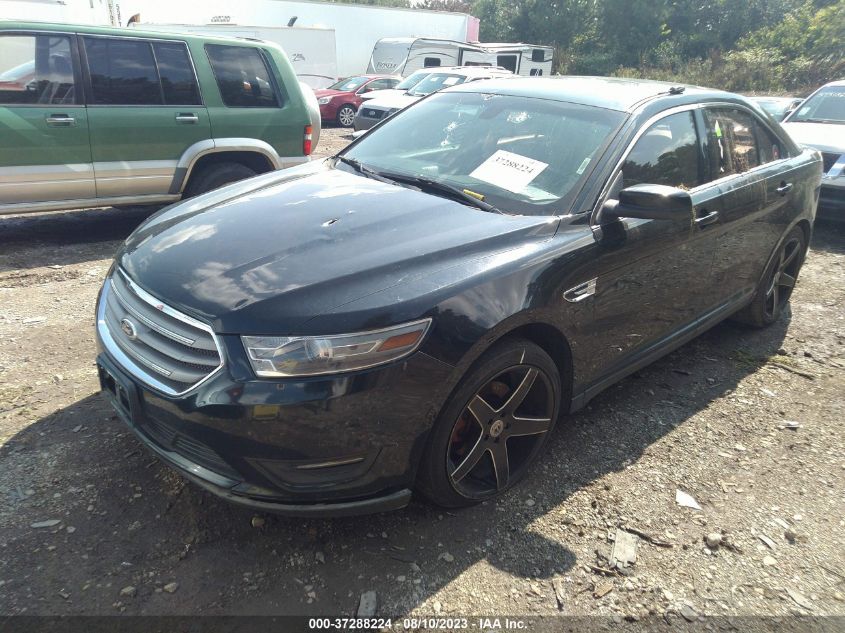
184 162 257 198
336 104 356 128
416 338 562 508
732 225 807 327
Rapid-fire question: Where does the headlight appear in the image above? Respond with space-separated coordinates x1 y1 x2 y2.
242 319 431 377
317 97 332 105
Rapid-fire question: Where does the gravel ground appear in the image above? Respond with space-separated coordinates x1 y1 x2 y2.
1 127 844 621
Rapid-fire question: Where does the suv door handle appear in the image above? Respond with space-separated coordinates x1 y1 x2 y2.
694 209 720 227
776 182 793 196
175 113 199 124
45 114 76 127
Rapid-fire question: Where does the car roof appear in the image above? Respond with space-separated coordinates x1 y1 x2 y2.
448 76 734 112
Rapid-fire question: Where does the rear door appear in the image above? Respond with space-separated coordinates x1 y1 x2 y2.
82 35 210 199
0 31 93 207
701 106 796 307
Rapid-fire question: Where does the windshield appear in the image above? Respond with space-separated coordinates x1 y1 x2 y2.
408 73 466 96
396 72 430 91
342 91 625 216
788 86 845 124
328 76 370 92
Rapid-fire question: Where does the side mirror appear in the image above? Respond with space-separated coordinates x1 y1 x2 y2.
599 184 693 223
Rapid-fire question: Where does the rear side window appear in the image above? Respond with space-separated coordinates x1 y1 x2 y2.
702 108 761 178
0 34 76 105
623 111 703 190
84 37 161 105
205 44 279 108
152 42 201 105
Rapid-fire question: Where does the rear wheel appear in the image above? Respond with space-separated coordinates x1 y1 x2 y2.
416 339 561 508
733 226 806 327
185 162 257 197
336 104 356 128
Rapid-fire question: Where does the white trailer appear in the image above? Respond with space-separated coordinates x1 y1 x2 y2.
0 0 123 25
114 0 480 78
130 22 338 89
367 38 553 77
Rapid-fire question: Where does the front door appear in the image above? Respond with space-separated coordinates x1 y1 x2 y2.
581 109 719 386
81 35 210 199
0 32 93 208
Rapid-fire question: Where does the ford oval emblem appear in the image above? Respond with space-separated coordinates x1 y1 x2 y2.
120 318 138 341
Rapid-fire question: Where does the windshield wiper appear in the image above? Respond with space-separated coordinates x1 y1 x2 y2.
376 171 501 213
334 156 396 184
800 118 844 125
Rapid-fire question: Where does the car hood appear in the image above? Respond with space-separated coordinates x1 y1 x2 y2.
360 88 402 101
117 165 558 334
365 93 420 110
314 89 347 99
782 121 845 154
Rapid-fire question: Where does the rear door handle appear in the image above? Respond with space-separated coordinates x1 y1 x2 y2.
694 209 720 227
175 113 199 124
45 114 75 127
776 182 793 196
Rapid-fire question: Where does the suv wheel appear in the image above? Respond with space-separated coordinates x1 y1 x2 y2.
337 105 356 127
185 162 257 197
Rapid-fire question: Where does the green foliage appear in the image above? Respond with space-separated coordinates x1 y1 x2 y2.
447 0 845 93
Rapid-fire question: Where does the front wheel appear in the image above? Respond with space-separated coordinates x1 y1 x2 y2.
184 162 257 197
416 339 562 508
733 226 807 327
336 104 356 127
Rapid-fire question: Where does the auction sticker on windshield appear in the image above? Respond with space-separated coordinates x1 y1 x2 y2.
470 150 548 193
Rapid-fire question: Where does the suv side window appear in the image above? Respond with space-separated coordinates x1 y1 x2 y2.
152 41 201 105
702 108 761 178
0 34 76 105
84 37 162 105
622 111 703 190
205 44 279 108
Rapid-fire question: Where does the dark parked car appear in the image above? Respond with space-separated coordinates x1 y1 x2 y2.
751 96 803 121
96 77 822 517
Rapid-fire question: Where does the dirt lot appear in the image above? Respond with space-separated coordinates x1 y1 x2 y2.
1 127 844 622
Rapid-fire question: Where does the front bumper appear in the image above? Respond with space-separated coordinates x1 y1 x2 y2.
818 182 845 222
95 323 452 517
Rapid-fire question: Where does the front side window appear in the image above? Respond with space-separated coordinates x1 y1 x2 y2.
205 44 279 108
623 111 703 190
342 91 625 216
755 121 786 164
703 108 760 178
153 41 201 105
84 37 161 105
788 85 845 124
0 34 75 105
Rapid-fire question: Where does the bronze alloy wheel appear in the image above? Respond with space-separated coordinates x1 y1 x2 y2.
446 363 555 499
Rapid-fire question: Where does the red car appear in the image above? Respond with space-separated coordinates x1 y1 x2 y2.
315 74 400 127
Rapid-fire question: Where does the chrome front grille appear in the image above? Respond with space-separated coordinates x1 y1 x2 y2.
98 269 223 395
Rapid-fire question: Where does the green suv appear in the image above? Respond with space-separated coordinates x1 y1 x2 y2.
0 21 316 215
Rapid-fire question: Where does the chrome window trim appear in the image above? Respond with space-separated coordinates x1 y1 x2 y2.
97 269 226 397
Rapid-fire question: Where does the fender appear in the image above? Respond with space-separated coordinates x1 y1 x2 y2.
169 139 309 194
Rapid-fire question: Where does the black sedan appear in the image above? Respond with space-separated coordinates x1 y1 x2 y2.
95 77 822 516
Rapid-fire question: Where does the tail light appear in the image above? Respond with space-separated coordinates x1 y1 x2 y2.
303 125 313 156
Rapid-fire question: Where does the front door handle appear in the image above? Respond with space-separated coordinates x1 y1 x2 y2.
776 182 793 196
45 114 75 127
175 113 199 124
694 209 720 227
